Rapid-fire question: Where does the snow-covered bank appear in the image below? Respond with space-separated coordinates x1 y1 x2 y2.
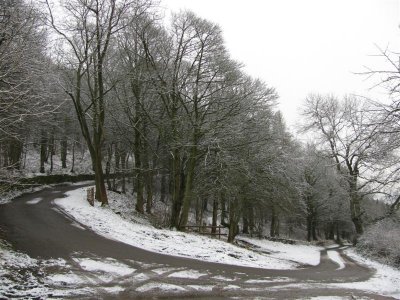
54 187 322 270
333 249 400 299
237 236 323 266
0 185 51 205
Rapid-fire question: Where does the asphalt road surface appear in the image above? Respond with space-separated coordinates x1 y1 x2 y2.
0 184 394 299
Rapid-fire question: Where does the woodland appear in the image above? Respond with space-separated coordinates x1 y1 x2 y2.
1 0 399 267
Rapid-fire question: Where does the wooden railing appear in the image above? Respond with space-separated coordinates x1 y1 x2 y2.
180 225 227 239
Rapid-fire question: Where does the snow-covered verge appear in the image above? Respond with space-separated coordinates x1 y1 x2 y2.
0 184 52 205
332 249 400 299
54 187 320 270
237 236 323 266
0 241 49 299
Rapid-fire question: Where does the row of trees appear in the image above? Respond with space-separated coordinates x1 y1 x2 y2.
1 0 399 243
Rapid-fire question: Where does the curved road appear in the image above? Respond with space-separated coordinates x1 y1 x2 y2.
0 184 394 299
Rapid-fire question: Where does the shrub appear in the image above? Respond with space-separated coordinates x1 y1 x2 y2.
357 218 400 268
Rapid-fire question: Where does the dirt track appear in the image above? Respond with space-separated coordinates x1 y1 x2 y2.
0 184 394 299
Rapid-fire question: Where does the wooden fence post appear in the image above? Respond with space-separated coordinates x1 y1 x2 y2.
87 187 94 206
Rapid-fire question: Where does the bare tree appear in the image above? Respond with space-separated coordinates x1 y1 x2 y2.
362 46 400 217
45 0 143 205
0 0 57 191
111 10 158 213
141 11 261 228
298 144 350 241
301 94 398 237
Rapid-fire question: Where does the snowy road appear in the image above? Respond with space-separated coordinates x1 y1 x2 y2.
0 184 396 299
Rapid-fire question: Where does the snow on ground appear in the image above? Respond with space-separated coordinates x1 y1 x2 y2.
211 275 236 282
325 244 340 249
22 150 93 176
0 243 48 299
333 249 400 299
0 240 95 299
302 297 347 300
136 282 186 293
223 284 241 290
54 187 303 270
4 184 400 299
72 258 136 284
245 277 294 284
26 197 43 204
168 270 208 279
187 285 214 292
47 272 86 286
74 257 136 276
327 250 346 270
270 249 400 299
152 267 177 275
237 236 323 266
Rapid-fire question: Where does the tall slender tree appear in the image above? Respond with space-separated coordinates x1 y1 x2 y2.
45 0 145 205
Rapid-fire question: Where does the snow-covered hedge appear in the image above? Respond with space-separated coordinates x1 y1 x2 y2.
357 218 400 268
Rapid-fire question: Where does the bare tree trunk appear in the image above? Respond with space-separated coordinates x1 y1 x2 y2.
2 143 6 168
328 222 335 240
93 150 108 206
335 222 341 243
199 199 205 228
349 176 363 236
306 207 318 241
106 144 112 190
106 160 111 190
178 145 198 229
49 133 55 174
195 196 201 226
39 131 47 173
145 170 153 213
211 197 218 234
270 206 280 237
143 149 153 213
23 143 27 169
220 191 228 227
7 138 23 169
248 205 254 236
307 216 312 242
160 169 167 203
114 144 120 191
70 140 75 173
134 147 144 212
227 196 242 243
122 152 127 194
60 137 67 169
242 215 249 234
170 151 183 228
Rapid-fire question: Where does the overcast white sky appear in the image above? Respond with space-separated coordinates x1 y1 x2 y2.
160 0 400 130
